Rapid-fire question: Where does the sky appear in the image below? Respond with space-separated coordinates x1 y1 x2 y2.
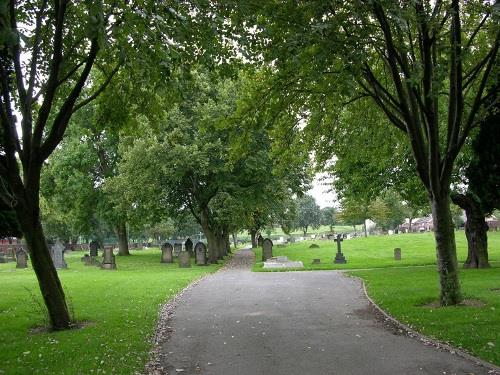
307 173 338 209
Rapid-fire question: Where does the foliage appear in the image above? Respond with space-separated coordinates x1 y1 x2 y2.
0 249 223 374
294 195 321 236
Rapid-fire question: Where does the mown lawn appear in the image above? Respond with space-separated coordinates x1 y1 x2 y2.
253 231 500 271
349 266 500 366
0 249 223 375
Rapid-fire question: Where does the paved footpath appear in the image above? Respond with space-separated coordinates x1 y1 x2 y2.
156 249 494 375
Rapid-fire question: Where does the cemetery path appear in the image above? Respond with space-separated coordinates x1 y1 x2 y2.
153 249 494 375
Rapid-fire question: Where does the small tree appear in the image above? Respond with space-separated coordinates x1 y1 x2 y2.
295 195 321 236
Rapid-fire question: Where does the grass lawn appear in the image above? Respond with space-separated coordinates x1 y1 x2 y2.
349 266 500 366
0 248 223 375
252 231 500 271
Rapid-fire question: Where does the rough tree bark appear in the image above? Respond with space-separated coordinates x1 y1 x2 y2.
250 229 258 248
115 221 130 256
451 193 490 268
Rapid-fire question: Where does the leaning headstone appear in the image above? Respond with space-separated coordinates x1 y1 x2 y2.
257 235 264 247
161 243 173 263
394 248 401 261
16 248 28 269
89 240 99 257
312 258 321 265
178 251 191 268
51 240 67 269
334 234 346 264
195 242 207 265
173 243 182 257
101 247 117 270
262 238 273 261
185 238 194 257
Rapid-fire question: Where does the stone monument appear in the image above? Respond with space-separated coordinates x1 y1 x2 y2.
50 240 67 269
173 243 182 257
101 247 117 270
178 251 191 268
195 242 207 265
161 242 173 263
16 248 28 269
185 238 194 257
262 238 273 261
334 234 346 264
89 240 99 257
394 247 401 261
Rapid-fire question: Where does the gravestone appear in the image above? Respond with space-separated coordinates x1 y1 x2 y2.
173 243 182 257
161 242 173 263
51 240 67 269
312 258 321 265
262 238 273 261
195 242 207 265
263 256 303 269
101 247 117 270
178 251 191 268
334 234 347 264
394 247 401 261
81 254 100 266
257 235 263 247
185 238 194 257
89 240 99 257
16 248 28 269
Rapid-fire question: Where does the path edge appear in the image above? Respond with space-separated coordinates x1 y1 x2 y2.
353 275 500 374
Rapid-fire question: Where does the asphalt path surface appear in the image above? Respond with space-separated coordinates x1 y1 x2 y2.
157 249 493 375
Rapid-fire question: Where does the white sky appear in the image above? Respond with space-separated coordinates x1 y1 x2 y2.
307 173 338 208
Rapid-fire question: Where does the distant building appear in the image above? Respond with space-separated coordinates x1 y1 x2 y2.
399 216 434 233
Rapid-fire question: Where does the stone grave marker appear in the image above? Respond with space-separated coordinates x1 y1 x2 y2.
185 238 194 257
51 240 67 269
161 242 173 263
334 234 347 264
394 247 401 261
262 238 273 261
173 243 182 257
312 258 321 265
178 251 191 268
81 254 100 266
263 256 304 269
101 247 117 270
195 242 207 265
89 240 99 257
16 248 28 269
257 235 263 247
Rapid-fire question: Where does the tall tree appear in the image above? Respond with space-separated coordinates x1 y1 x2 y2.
221 0 498 305
295 195 321 236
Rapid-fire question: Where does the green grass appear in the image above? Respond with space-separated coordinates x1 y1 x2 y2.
349 266 500 366
253 231 500 271
0 249 223 375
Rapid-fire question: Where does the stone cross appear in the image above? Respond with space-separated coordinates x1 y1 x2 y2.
195 242 207 265
161 242 174 263
334 234 346 264
173 243 182 257
394 247 401 261
185 238 194 257
262 238 273 261
16 248 28 269
101 246 117 270
51 240 67 269
178 251 191 268
89 240 99 257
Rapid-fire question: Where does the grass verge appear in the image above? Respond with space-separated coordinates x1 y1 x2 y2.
349 266 500 366
0 248 223 375
252 231 500 271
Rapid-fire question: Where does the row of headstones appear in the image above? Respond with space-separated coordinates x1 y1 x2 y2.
161 239 208 267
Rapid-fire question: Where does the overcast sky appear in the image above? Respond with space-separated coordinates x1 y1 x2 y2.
307 173 338 209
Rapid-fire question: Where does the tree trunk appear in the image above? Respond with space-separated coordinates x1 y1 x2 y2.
115 222 130 256
250 229 257 248
17 206 71 330
363 220 367 237
409 217 413 232
451 193 490 268
431 194 462 305
232 233 237 249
